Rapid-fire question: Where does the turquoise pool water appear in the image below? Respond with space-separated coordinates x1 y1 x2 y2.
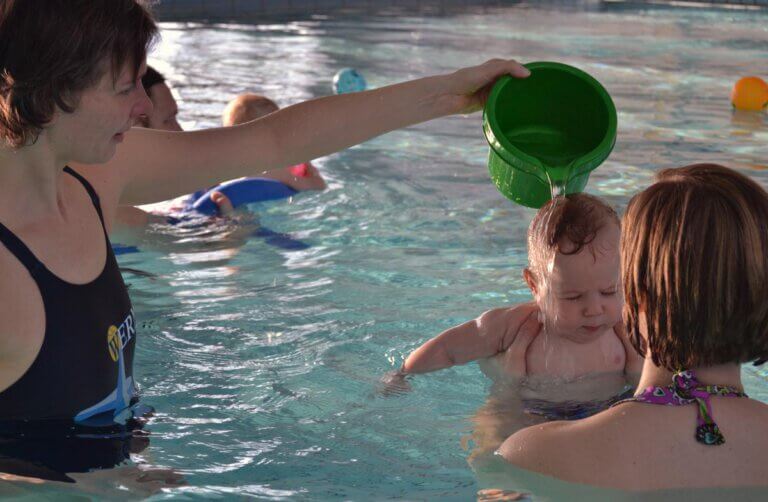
8 3 768 500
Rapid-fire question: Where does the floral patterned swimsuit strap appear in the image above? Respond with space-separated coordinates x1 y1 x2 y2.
611 370 747 446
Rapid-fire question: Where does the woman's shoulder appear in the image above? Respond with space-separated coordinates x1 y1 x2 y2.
499 398 768 490
497 402 652 485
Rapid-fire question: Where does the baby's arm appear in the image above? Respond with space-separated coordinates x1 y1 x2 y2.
615 322 643 386
402 302 539 374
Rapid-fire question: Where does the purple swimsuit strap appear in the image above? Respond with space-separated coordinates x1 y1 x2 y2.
611 370 747 446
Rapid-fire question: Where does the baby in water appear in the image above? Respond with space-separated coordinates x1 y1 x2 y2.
399 193 642 447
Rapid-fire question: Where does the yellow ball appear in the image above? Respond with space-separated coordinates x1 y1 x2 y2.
731 76 768 111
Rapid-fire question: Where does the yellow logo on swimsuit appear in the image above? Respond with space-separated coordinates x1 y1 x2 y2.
105 310 136 363
107 325 121 362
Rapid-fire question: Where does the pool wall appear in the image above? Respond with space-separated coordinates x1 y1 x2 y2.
153 0 768 20
154 0 507 20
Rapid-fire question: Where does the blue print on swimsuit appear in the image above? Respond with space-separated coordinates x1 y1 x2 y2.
74 310 138 426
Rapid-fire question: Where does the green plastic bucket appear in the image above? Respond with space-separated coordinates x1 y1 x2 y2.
483 61 617 208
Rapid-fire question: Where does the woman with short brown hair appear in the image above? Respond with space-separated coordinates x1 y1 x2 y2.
0 0 530 481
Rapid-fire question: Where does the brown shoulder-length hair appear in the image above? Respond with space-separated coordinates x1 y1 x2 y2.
623 163 768 370
0 0 157 148
527 192 620 277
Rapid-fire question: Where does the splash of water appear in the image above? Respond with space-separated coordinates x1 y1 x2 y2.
545 169 569 201
539 170 572 373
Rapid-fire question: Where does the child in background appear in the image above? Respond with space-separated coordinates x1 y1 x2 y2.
116 69 326 227
220 93 326 192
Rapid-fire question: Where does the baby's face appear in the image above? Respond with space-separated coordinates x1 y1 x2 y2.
536 223 622 343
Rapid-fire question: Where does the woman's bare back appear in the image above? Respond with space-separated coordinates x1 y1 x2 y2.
500 396 768 491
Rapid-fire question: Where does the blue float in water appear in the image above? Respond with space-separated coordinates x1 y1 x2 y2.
189 178 298 216
112 178 310 256
333 68 367 94
112 244 140 256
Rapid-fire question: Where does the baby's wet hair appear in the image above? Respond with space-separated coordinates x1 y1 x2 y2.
527 192 620 278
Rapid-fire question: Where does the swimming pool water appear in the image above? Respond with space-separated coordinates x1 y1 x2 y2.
11 3 768 500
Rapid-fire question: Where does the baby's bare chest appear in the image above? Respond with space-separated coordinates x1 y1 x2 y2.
525 330 626 379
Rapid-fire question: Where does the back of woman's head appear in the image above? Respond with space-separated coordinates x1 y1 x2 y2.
623 163 768 370
0 0 157 148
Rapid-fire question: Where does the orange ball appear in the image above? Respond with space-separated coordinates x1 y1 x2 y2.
731 76 768 111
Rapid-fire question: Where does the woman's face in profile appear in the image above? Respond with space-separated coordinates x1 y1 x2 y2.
48 60 152 164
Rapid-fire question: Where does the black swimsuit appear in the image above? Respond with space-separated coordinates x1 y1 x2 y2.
0 167 148 481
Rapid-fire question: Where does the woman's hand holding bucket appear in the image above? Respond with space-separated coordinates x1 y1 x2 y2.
441 59 532 115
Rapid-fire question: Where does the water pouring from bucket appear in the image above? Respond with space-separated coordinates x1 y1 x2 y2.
483 62 617 208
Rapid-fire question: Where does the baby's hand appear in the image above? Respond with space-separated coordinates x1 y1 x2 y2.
210 190 234 216
477 488 529 501
377 368 412 397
